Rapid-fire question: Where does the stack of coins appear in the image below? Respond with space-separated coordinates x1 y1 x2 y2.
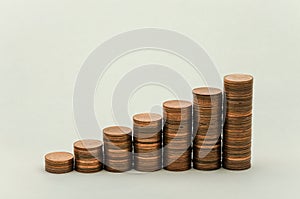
45 152 74 174
103 126 132 172
192 87 222 170
223 74 253 170
133 113 162 172
163 100 192 171
73 139 103 173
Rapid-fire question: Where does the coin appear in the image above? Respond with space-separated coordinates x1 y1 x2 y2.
74 139 103 151
103 126 132 142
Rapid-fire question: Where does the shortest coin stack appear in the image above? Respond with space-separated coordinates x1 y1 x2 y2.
133 113 162 172
74 139 104 173
103 126 132 172
45 152 74 174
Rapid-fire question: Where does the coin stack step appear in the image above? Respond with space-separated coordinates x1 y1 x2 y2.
133 113 162 172
223 74 253 170
45 152 74 174
103 126 132 172
73 139 103 173
192 87 222 170
163 100 192 171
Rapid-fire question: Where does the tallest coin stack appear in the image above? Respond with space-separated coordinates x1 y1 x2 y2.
223 74 253 170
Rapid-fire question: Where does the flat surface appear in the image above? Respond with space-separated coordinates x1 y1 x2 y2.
1 0 300 199
45 152 73 163
133 113 162 123
103 126 132 136
73 139 103 150
224 74 253 83
163 100 192 109
192 87 222 96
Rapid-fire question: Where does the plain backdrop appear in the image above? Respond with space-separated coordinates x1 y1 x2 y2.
1 0 300 198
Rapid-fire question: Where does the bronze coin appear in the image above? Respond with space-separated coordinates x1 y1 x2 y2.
73 139 103 151
75 163 102 170
45 161 72 168
163 113 192 122
223 138 251 146
192 87 222 96
223 142 252 150
193 134 221 141
163 126 192 135
75 158 102 166
223 151 251 159
105 158 132 172
163 131 191 140
134 129 161 138
45 167 73 174
104 148 132 159
193 160 221 170
133 125 162 134
133 113 162 126
194 143 221 150
224 74 253 84
104 140 132 150
222 159 251 170
193 138 221 146
134 150 162 158
163 100 192 110
45 164 74 170
134 134 161 143
45 152 74 165
103 126 132 142
134 156 161 165
74 148 103 159
134 142 161 153
164 139 191 149
164 147 191 156
164 159 191 171
193 151 220 160
75 167 102 173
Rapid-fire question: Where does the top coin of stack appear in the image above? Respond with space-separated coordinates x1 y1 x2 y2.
73 139 103 173
133 113 162 172
192 87 222 170
163 100 192 171
45 152 74 174
103 126 132 172
223 74 253 170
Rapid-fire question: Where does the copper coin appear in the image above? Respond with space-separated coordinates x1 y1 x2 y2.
103 126 132 142
193 160 221 170
192 87 222 96
224 74 253 84
133 125 162 134
134 133 161 143
133 113 162 126
45 152 73 165
73 139 103 151
45 167 73 174
105 158 132 172
164 159 191 171
163 100 192 110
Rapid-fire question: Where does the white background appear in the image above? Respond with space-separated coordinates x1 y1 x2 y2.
1 0 300 198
